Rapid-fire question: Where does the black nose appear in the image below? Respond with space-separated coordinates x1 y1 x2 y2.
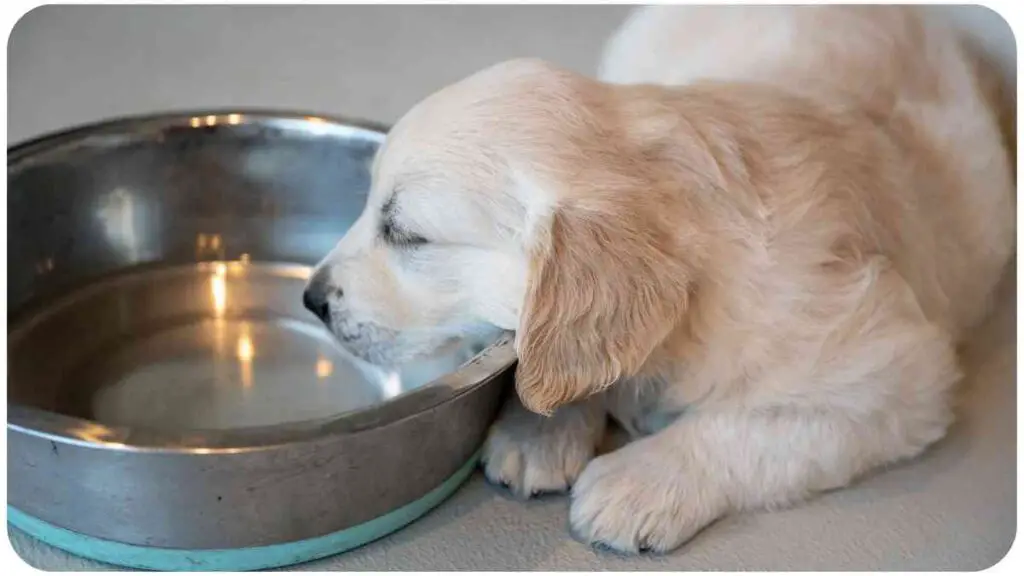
303 287 331 323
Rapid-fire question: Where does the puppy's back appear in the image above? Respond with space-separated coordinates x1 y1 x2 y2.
601 5 1015 337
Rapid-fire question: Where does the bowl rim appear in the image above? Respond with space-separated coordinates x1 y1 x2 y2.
6 109 517 454
8 108 393 156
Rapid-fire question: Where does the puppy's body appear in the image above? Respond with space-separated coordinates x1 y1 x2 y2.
594 79 1009 433
601 5 1013 341
307 6 1014 553
588 5 1015 439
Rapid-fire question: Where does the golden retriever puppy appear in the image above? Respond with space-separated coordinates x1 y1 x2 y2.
304 6 1014 553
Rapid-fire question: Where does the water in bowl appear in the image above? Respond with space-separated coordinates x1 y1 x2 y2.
8 260 486 431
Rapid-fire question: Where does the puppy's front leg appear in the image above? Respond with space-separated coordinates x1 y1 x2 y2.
570 394 954 553
571 264 959 553
482 394 606 498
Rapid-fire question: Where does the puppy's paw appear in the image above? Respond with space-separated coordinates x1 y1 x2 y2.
481 398 604 498
569 440 725 554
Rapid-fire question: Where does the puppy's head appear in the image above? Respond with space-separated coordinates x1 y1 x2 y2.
306 59 696 413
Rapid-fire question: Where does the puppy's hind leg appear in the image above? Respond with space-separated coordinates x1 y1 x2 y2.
569 261 960 553
482 394 606 499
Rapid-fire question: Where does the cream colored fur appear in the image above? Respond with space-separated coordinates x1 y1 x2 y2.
307 6 1015 553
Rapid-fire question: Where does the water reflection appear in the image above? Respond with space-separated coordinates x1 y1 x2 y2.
236 323 254 390
210 262 228 317
79 261 488 431
383 371 402 399
316 356 334 379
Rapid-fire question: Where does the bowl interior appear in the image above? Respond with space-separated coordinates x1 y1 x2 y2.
7 113 498 434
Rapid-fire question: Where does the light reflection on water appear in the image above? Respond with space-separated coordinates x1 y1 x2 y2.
86 260 487 431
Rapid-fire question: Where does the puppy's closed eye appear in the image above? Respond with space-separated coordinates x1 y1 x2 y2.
381 218 429 247
380 195 429 247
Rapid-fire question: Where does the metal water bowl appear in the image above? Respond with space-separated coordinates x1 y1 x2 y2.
6 112 514 570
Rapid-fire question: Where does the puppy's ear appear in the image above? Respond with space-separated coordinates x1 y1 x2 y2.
514 205 692 414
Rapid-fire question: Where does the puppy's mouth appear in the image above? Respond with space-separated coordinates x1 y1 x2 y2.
320 315 449 367
325 318 405 367
328 321 493 374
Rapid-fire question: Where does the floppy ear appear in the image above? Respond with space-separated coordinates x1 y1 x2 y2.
514 204 692 414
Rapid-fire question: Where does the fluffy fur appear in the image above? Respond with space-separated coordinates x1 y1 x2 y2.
306 6 1015 553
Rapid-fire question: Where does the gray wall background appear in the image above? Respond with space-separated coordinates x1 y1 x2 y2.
8 5 630 143
8 6 1015 146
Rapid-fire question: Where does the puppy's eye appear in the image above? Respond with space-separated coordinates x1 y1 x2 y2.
381 219 429 247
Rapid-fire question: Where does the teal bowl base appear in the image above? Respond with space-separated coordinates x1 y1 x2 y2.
8 451 480 571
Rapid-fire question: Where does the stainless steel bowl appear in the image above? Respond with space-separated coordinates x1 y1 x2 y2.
6 112 515 570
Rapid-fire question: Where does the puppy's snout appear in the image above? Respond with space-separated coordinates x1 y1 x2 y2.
303 271 339 323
